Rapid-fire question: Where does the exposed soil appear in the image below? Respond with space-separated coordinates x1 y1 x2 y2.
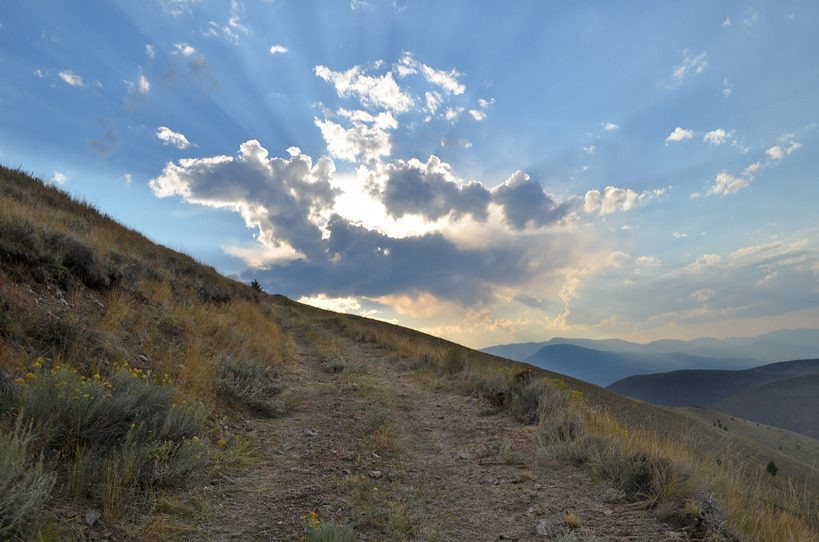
161 315 705 541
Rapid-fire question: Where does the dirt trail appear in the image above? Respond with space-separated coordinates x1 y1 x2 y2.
179 317 691 541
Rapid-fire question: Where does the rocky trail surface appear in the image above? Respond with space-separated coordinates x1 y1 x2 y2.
163 316 699 541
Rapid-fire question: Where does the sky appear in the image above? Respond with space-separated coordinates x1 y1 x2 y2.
1 0 818 348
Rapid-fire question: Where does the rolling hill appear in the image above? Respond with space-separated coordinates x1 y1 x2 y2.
608 359 819 438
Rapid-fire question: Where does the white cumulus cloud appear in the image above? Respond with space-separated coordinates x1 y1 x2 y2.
58 70 85 87
703 128 731 145
269 44 288 55
156 126 192 149
584 186 666 215
665 127 694 143
315 64 414 113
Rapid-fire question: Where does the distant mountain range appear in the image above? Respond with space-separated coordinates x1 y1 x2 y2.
481 329 819 386
608 359 819 439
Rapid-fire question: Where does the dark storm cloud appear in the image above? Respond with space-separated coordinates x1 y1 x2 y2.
491 171 571 230
380 156 491 221
237 215 535 303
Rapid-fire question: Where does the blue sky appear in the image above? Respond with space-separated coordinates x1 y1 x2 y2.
1 0 818 347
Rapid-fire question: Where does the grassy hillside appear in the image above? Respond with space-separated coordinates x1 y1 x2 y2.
608 360 819 438
1 166 817 541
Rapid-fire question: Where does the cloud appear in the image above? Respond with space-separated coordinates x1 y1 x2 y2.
224 242 304 268
468 109 487 121
722 16 732 27
686 253 722 273
316 64 414 114
49 171 67 185
722 78 733 97
583 186 666 216
149 140 337 262
314 117 393 163
673 231 689 239
156 126 192 149
690 288 715 302
701 135 802 197
672 50 707 83
297 293 362 313
173 43 197 57
397 52 465 95
145 44 155 60
703 128 731 145
665 127 694 143
160 0 199 16
125 73 151 95
707 171 748 196
203 0 247 43
379 155 491 221
124 173 133 184
269 44 288 55
636 256 661 267
582 145 596 154
58 70 85 87
601 122 620 132
765 139 802 161
492 171 569 230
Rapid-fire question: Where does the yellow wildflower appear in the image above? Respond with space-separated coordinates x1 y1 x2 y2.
216 438 227 448
33 358 43 369
15 377 24 384
25 372 36 380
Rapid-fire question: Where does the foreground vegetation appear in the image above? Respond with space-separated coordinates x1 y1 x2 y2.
0 166 290 539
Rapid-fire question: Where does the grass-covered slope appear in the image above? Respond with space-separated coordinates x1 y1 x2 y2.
0 166 292 538
608 359 819 438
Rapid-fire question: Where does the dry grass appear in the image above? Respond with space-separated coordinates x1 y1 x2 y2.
0 167 292 537
324 311 819 542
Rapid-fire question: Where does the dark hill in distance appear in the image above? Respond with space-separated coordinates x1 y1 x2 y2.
608 359 819 439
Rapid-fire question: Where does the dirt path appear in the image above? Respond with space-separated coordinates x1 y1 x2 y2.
171 316 692 541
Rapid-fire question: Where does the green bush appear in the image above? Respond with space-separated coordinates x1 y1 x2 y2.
0 420 56 538
307 521 355 542
12 363 207 520
511 378 566 424
218 357 286 418
440 348 465 375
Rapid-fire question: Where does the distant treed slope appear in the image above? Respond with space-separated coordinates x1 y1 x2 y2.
608 359 819 439
523 343 757 387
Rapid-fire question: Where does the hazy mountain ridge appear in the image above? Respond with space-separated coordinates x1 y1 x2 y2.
483 329 819 364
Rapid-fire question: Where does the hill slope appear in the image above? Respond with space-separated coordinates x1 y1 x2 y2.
608 359 819 438
1 166 817 541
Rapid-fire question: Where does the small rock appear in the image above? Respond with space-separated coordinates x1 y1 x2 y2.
84 510 101 526
342 468 351 475
368 470 383 479
603 508 613 516
456 451 469 460
305 429 319 437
